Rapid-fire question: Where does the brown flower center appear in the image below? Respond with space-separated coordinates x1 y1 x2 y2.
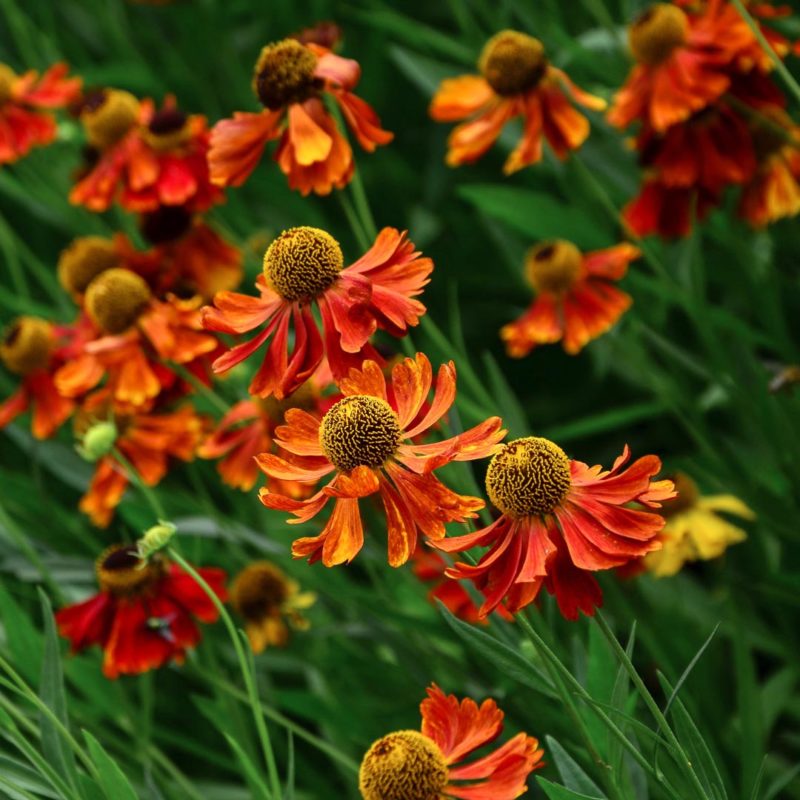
629 4 689 66
525 240 583 294
58 236 121 296
263 226 343 301
80 89 141 150
259 381 317 423
479 30 547 96
85 268 152 334
320 395 401 473
231 562 290 622
486 436 571 517
253 39 318 110
96 544 161 595
661 471 699 517
0 63 18 106
0 317 53 376
142 108 192 152
359 730 448 800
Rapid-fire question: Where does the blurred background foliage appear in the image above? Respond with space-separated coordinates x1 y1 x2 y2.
0 0 799 798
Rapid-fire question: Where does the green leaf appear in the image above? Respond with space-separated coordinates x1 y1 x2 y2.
222 734 272 800
545 736 604 797
37 589 78 792
481 352 529 438
437 603 558 699
537 776 605 800
0 583 42 682
83 731 138 800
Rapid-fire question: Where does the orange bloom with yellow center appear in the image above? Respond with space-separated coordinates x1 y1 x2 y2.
359 684 543 800
0 316 76 439
70 92 222 213
429 30 605 173
208 39 392 195
0 62 81 164
203 226 431 399
501 240 638 357
435 437 675 620
257 353 506 568
56 269 219 409
56 544 226 678
77 397 205 527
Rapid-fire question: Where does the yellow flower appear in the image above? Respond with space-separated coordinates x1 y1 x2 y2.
645 473 753 577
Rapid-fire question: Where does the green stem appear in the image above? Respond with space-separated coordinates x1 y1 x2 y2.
169 363 231 415
594 613 711 800
349 164 378 241
167 547 282 799
338 192 370 251
113 449 167 520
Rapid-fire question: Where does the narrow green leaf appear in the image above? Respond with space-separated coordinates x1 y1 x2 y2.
284 730 295 800
0 583 42 682
481 352 529 437
545 736 604 797
664 624 720 714
83 731 138 800
537 776 605 800
223 734 272 800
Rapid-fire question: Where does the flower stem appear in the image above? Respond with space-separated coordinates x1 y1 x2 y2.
167 547 282 800
169 362 231 415
349 164 378 241
113 449 167 520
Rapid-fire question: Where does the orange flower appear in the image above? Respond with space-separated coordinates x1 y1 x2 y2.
203 226 431 398
430 30 605 173
0 62 80 164
70 93 222 213
0 317 76 439
208 39 392 195
623 177 719 237
257 353 505 567
56 544 225 678
609 2 765 133
56 270 218 409
359 684 543 800
78 400 205 527
501 240 638 357
435 437 674 619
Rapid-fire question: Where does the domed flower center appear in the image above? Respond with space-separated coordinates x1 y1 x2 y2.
525 240 583 294
231 562 289 622
143 108 192 152
0 317 53 376
359 730 449 800
96 544 161 596
85 268 152 334
253 39 319 110
629 4 689 66
486 436 572 517
140 206 193 245
0 63 18 106
80 89 141 150
259 381 317 423
661 471 698 517
263 226 343 301
319 395 401 473
58 236 121 296
479 30 547 96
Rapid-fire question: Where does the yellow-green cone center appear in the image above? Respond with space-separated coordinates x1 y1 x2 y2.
81 89 141 150
486 436 572 517
629 4 689 66
253 39 318 110
319 395 401 473
525 240 583 294
231 562 289 622
96 544 160 596
263 226 343 301
85 268 152 334
58 236 121 296
359 730 449 800
479 30 547 96
0 317 53 376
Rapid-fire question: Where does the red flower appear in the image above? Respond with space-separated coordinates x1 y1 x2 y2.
0 62 80 164
56 544 226 678
257 353 505 567
203 226 431 399
623 177 719 238
435 437 675 619
359 684 544 800
430 30 605 173
208 39 392 195
71 93 222 213
501 240 638 357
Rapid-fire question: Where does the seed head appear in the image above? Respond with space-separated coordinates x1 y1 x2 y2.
479 30 547 96
525 240 583 295
58 236 121 296
253 40 318 109
629 4 689 66
81 89 140 150
0 317 53 376
85 268 151 334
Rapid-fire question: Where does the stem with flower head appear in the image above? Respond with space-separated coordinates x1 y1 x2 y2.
166 547 282 800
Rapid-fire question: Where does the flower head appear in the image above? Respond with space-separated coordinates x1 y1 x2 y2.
56 543 226 678
501 240 638 356
208 39 392 195
230 561 316 653
430 29 605 173
58 236 123 298
0 62 80 164
435 437 675 619
257 353 505 567
644 472 752 576
358 684 543 800
203 226 431 399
